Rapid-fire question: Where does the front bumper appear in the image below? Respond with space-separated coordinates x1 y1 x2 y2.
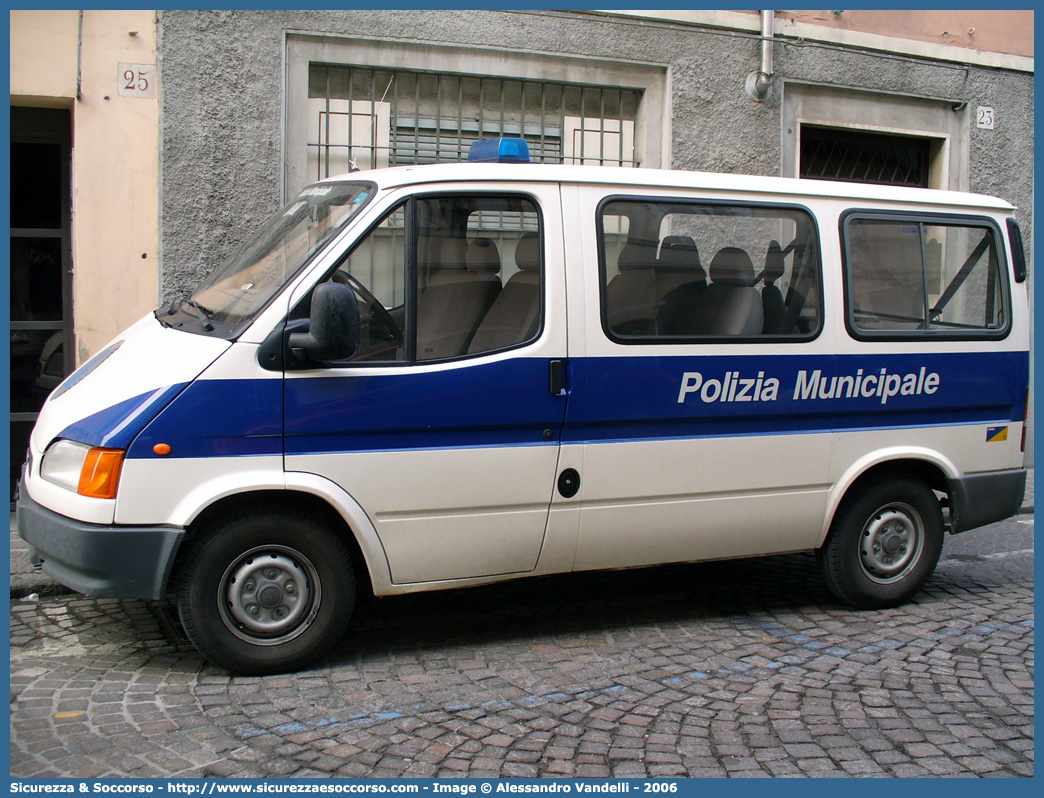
16 480 185 600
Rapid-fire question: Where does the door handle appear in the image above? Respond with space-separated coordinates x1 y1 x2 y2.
549 359 566 396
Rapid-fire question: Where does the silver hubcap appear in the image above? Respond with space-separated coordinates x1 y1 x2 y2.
859 502 924 583
220 546 321 645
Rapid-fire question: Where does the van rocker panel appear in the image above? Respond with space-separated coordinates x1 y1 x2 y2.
17 482 184 600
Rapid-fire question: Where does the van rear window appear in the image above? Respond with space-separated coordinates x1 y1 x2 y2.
842 213 1009 339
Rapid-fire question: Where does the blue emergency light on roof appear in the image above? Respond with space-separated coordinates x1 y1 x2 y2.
467 137 531 164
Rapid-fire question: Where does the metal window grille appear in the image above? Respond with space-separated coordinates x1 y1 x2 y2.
800 126 930 188
307 65 641 179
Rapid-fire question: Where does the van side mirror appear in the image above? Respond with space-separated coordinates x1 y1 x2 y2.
288 282 360 364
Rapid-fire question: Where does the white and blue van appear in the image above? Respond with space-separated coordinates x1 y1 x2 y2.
17 139 1030 674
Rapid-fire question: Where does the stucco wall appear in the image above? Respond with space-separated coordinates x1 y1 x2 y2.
74 11 161 361
9 10 79 103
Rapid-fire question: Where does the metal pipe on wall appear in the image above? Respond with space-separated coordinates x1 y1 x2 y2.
745 9 775 102
76 10 84 100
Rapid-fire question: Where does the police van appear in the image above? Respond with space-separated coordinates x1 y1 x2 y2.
17 138 1030 674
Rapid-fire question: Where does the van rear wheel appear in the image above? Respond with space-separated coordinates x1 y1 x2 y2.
817 475 943 609
176 508 355 675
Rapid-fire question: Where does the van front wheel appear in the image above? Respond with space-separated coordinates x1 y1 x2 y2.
176 508 355 674
817 475 943 609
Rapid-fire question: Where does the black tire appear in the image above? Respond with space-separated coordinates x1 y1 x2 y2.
176 507 356 675
817 474 944 609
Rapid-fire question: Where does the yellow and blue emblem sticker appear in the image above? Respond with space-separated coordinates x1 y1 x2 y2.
986 425 1009 442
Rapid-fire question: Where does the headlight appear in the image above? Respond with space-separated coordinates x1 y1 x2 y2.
41 440 125 499
41 440 90 492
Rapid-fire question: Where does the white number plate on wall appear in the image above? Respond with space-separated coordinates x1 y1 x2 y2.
118 63 156 98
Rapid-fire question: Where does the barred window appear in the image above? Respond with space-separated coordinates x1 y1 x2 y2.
800 126 930 188
307 65 640 180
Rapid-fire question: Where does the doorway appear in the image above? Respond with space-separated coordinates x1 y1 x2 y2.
10 107 74 503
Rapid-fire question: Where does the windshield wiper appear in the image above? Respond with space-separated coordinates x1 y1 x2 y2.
184 299 215 331
156 295 182 327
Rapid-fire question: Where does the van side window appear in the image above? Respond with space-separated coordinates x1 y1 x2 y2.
327 194 542 364
599 199 821 341
330 204 408 363
843 215 1009 337
416 196 542 361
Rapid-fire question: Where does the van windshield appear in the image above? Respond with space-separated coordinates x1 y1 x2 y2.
168 182 374 334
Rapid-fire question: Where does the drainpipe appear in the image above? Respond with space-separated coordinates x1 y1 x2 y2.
745 10 775 102
76 10 84 100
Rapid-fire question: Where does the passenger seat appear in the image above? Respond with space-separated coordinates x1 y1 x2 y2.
761 240 788 334
657 235 706 297
655 236 706 334
416 237 502 359
671 246 764 336
605 241 659 335
468 232 542 354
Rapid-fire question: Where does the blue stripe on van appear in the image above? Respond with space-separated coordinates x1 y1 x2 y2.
71 350 1025 460
282 357 567 457
568 350 1028 444
127 377 284 459
58 384 187 450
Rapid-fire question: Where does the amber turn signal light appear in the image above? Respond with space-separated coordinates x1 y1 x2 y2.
77 448 126 500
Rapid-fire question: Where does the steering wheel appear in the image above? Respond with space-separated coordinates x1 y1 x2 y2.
330 271 403 346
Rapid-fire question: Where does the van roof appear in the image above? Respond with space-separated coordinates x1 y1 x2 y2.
320 162 1015 213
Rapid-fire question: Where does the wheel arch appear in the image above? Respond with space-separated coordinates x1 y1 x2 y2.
173 478 394 599
821 449 956 547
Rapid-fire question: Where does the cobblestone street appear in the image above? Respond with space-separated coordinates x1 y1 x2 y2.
10 515 1034 779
